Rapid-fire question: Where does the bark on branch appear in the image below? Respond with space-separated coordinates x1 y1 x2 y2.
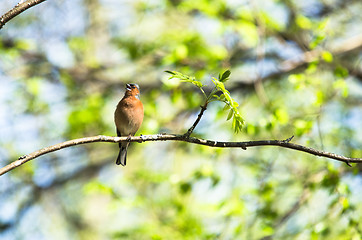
1 134 361 176
0 0 48 30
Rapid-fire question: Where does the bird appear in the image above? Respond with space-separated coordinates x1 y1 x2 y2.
114 83 144 166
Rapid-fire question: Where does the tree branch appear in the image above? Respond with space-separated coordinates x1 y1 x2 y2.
0 0 48 30
0 134 361 176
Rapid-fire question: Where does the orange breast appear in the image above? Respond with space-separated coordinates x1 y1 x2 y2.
114 96 144 136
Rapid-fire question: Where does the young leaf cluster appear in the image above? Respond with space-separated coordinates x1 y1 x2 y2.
166 70 244 133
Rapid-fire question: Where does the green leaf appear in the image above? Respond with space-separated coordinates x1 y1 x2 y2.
218 94 226 101
223 103 230 110
227 109 233 120
165 70 204 89
219 69 231 82
232 117 237 130
165 70 176 75
210 76 245 132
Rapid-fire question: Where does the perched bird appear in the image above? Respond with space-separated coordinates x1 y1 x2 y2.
114 83 144 166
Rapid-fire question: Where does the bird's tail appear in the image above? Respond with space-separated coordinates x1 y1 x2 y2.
116 143 129 166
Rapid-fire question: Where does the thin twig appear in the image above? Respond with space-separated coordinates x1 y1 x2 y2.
0 134 361 176
184 102 208 137
0 0 48 30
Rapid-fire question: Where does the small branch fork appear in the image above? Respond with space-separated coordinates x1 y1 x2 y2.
0 0 48 30
0 134 361 176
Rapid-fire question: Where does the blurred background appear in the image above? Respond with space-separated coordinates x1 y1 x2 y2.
0 0 361 239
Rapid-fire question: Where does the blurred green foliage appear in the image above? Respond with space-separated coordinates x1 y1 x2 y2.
0 0 361 239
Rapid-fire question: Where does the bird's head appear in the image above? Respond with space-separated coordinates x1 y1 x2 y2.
125 83 140 98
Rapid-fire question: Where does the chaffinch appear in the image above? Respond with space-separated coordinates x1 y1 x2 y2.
114 83 144 166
